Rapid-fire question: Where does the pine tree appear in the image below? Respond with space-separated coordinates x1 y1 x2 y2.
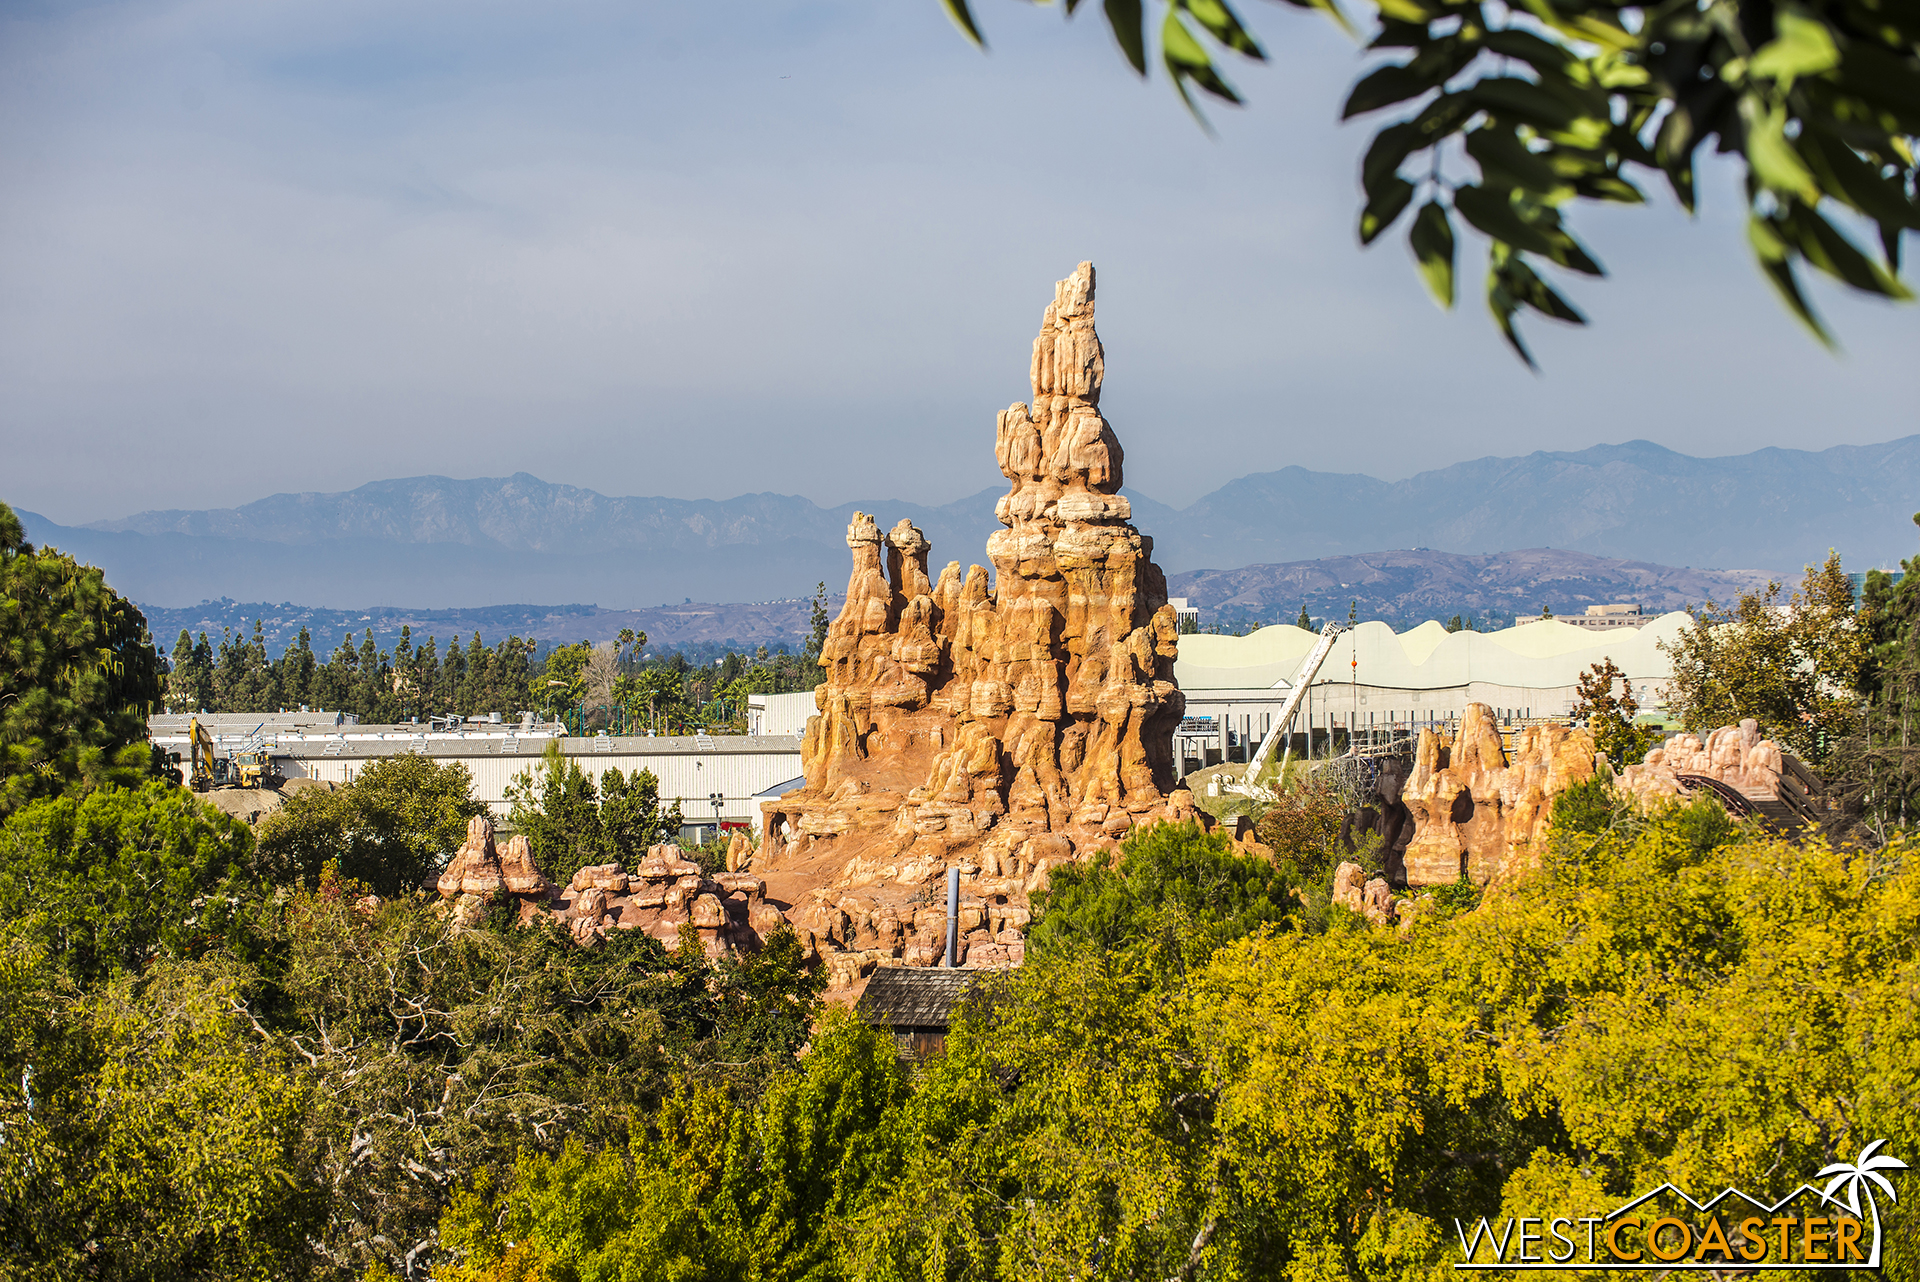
282 627 317 710
439 634 466 713
0 502 166 815
315 633 358 715
459 633 489 717
167 630 214 712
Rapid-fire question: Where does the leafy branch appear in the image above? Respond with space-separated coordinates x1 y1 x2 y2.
938 0 1918 363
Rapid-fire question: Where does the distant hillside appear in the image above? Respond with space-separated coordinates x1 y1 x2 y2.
142 547 1780 661
1168 548 1780 630
1172 437 1920 572
137 596 842 661
17 435 1920 610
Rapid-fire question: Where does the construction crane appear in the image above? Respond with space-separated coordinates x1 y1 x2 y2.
1239 622 1349 788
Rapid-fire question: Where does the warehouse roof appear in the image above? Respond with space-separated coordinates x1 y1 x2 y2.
1175 614 1691 692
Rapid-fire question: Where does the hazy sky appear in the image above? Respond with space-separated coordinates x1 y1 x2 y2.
5 0 1916 526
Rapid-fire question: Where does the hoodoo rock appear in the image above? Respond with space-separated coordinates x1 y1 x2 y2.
439 815 554 901
1402 703 1596 886
760 262 1189 978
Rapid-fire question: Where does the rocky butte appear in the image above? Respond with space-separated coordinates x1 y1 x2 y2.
757 261 1193 980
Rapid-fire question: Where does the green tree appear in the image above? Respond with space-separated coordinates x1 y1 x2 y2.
801 581 831 685
1659 551 1869 759
1032 819 1302 981
600 765 681 860
167 629 215 713
534 640 593 718
435 1006 900 1282
504 745 677 886
1571 656 1660 764
0 781 261 984
0 503 166 816
937 0 1917 361
255 755 487 895
628 666 690 734
0 950 323 1279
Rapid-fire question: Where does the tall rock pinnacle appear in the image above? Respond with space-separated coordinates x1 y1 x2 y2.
762 263 1186 961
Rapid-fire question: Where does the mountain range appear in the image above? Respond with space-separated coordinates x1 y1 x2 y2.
15 435 1919 612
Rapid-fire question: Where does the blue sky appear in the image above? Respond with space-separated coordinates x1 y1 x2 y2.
4 0 1916 524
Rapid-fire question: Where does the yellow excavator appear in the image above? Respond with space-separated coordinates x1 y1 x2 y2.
185 718 282 792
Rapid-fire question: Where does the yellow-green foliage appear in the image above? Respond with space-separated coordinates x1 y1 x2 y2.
434 808 1920 1282
0 943 320 1279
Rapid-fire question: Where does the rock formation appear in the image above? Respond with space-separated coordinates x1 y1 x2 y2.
1613 719 1823 828
1402 703 1597 886
758 262 1188 980
1616 720 1778 807
1332 860 1397 926
437 816 555 923
433 841 788 957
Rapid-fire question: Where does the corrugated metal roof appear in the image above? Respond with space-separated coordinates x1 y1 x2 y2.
857 968 975 1028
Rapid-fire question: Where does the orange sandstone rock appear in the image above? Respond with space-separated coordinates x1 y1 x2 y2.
761 263 1184 974
1402 703 1595 886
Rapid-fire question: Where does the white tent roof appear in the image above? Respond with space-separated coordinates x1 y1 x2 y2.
1174 613 1690 693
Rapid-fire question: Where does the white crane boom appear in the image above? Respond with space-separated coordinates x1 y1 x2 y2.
1241 622 1348 784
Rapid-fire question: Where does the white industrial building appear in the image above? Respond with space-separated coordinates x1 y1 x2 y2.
152 611 1686 824
148 712 803 841
747 691 819 737
1173 613 1686 769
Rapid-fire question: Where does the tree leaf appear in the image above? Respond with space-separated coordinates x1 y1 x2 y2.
940 0 987 48
1343 43 1474 118
1177 0 1266 59
1503 254 1587 323
1486 264 1538 368
1344 62 1447 118
1654 103 1699 212
1571 172 1648 203
1744 99 1824 204
1360 178 1417 243
1748 11 1840 88
1795 126 1919 231
1468 76 1583 131
1362 121 1424 195
1481 29 1582 81
1749 212 1836 344
1455 186 1604 275
1102 0 1148 76
1782 203 1915 298
1464 126 1562 193
1162 8 1243 114
1453 184 1562 255
1409 200 1456 307
1834 43 1920 134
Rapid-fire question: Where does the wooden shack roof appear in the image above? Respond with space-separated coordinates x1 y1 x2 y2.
857 967 976 1028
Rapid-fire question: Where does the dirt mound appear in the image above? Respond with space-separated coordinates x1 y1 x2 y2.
200 787 290 826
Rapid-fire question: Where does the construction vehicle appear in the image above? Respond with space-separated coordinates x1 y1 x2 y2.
186 717 228 791
184 718 282 792
231 741 283 790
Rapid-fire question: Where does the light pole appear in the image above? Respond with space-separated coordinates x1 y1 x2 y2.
709 791 724 842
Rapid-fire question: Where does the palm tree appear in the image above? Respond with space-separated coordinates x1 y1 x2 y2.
1818 1139 1908 1266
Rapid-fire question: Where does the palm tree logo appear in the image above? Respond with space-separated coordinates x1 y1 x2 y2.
1818 1139 1908 1267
